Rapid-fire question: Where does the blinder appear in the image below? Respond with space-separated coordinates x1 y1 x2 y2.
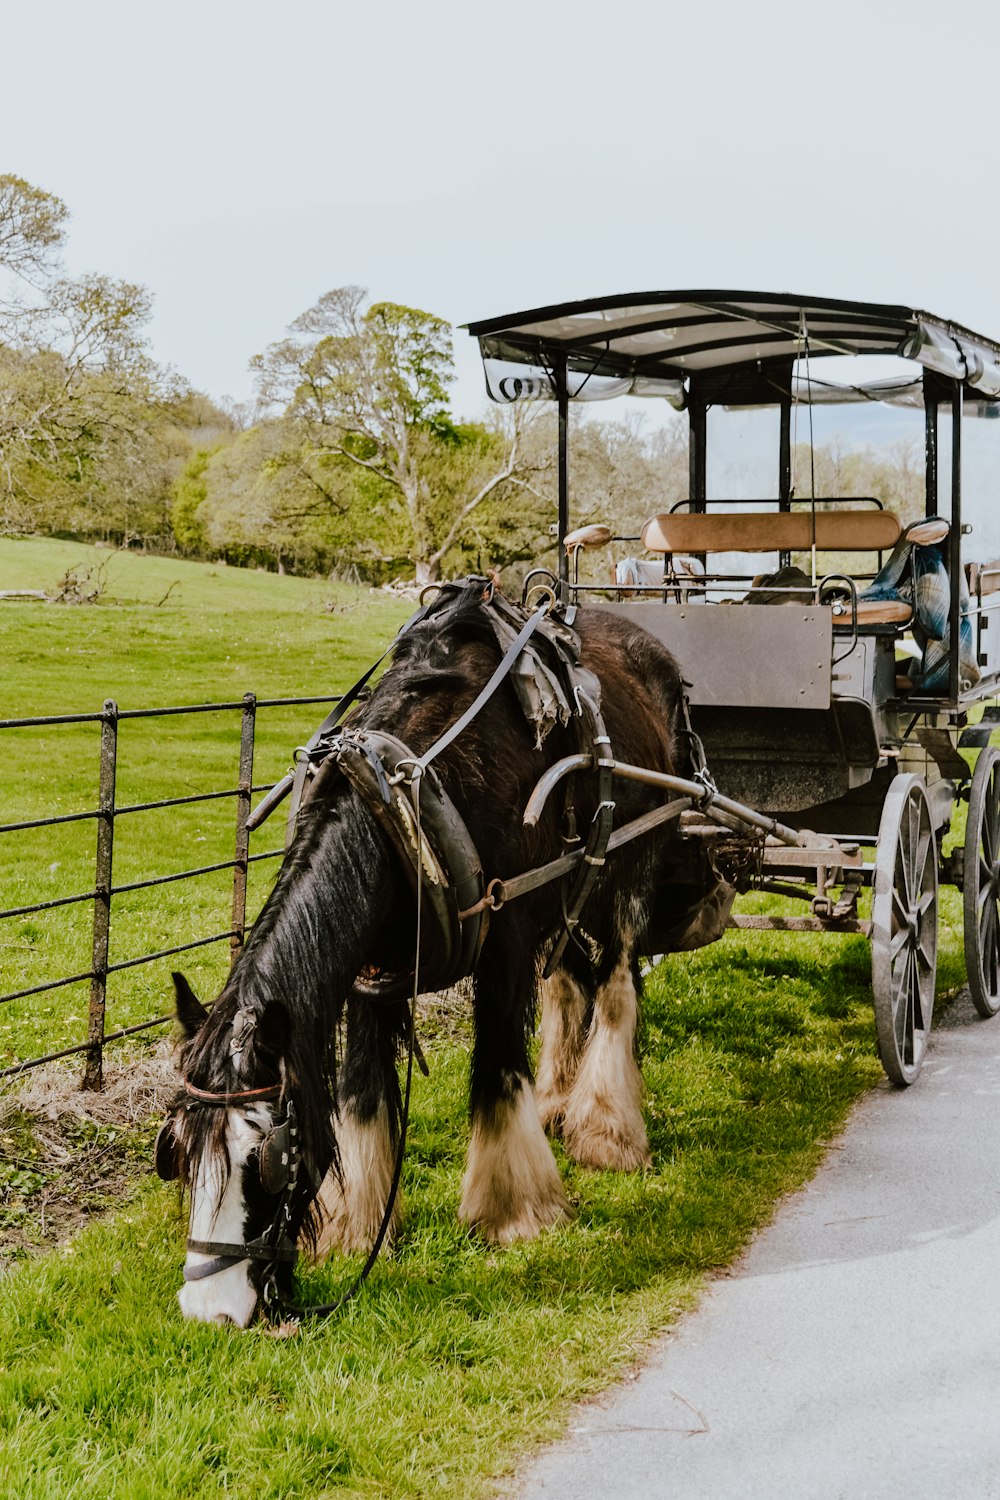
153 1109 292 1196
154 1119 180 1182
152 1080 293 1194
258 1118 291 1195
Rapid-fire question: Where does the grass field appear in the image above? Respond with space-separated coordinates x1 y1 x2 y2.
0 536 974 1498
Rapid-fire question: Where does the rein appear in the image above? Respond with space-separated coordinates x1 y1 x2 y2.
270 774 424 1324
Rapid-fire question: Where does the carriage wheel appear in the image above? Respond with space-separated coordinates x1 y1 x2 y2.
963 746 1000 1018
871 773 938 1086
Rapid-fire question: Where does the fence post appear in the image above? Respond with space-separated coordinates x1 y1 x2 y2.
83 699 118 1091
230 693 256 964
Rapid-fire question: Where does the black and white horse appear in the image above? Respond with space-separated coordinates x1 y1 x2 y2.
160 581 688 1325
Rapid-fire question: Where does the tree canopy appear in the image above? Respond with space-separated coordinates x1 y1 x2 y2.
247 287 553 581
0 173 229 544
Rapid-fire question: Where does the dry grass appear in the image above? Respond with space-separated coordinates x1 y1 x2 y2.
0 1046 179 1272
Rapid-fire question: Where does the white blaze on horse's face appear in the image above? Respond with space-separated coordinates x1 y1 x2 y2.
177 1105 267 1327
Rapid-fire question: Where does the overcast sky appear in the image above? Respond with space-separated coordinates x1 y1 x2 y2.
5 0 999 420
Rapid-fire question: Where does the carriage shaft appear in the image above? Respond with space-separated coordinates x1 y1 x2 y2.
526 753 819 851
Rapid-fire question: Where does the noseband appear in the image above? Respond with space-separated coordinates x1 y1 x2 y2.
162 1079 301 1304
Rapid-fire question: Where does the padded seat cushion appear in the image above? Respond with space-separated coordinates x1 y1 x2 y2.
641 508 901 555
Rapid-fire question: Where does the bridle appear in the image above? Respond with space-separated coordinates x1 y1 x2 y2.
159 1007 421 1324
157 1077 302 1313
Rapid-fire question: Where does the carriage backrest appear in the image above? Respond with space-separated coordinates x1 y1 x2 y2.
640 508 902 557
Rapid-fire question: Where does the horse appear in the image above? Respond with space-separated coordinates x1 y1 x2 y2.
157 578 691 1326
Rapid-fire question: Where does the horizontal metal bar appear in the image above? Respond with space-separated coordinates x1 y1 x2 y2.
114 787 240 816
247 848 284 865
0 808 100 835
106 930 238 974
111 859 238 896
0 969 94 1005
1 847 281 920
0 887 98 920
0 791 280 841
0 1036 97 1076
0 710 105 729
0 1011 174 1078
116 695 341 720
729 914 872 934
100 1013 174 1044
252 695 341 709
0 694 341 733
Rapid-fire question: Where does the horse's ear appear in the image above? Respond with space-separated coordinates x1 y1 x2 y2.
257 1000 291 1063
173 971 208 1038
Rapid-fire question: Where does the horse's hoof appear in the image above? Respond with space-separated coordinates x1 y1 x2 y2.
535 1091 566 1138
562 1124 651 1173
462 1193 573 1246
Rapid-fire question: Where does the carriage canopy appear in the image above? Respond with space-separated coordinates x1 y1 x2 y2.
467 291 1000 406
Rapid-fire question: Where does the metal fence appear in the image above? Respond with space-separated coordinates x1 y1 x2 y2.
0 693 337 1089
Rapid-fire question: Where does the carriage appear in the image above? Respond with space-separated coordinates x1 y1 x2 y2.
162 292 1000 1325
466 290 1000 1087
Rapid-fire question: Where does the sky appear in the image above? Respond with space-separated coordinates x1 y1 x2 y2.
5 0 1000 422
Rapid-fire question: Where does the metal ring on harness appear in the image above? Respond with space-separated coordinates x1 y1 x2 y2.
524 581 559 612
336 729 488 1001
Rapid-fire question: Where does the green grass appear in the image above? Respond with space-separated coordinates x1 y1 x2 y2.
0 536 973 1498
0 935 885 1499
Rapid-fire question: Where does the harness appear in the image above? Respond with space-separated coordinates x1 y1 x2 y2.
270 577 620 1000
160 578 696 1323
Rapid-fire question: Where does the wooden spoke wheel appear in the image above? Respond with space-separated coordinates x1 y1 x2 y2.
872 773 938 1086
963 745 1000 1019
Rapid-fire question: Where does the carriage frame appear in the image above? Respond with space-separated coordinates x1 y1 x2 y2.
467 290 1000 1085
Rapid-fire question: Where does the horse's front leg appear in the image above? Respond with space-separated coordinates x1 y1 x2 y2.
535 967 589 1137
561 942 651 1172
312 996 404 1259
461 929 571 1244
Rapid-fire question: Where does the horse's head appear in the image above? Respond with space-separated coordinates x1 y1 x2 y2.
156 971 327 1326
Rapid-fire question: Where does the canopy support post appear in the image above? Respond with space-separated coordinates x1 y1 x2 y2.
948 378 962 704
778 396 792 566
924 381 938 517
556 354 569 596
689 385 707 513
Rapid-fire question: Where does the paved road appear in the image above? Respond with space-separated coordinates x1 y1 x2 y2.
517 992 1000 1499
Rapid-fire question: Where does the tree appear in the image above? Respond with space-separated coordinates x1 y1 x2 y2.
0 173 191 543
252 287 549 582
0 175 67 289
